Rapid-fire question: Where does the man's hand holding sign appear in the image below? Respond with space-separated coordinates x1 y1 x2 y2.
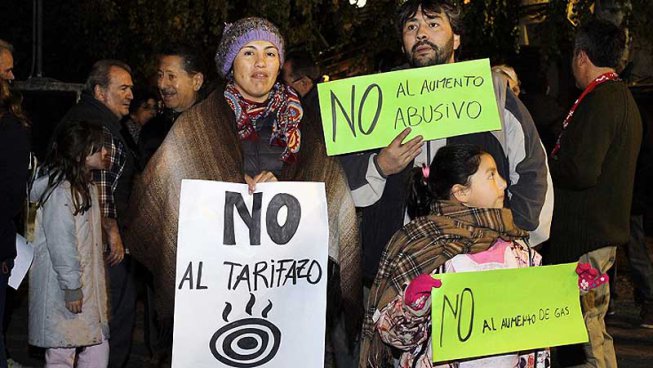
376 127 423 176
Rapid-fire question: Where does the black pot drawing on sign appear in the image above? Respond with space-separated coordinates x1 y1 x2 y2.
210 293 281 367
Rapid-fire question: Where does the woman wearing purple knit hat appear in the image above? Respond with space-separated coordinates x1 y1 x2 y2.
126 16 362 365
215 16 302 189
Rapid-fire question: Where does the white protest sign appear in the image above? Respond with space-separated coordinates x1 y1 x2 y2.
172 180 329 368
9 234 34 290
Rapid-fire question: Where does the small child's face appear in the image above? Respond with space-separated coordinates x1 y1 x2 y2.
85 147 109 170
461 154 507 209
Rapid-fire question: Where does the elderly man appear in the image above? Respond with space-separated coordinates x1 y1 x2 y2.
0 39 15 82
139 46 205 166
545 18 642 368
345 0 553 299
137 45 206 368
60 60 137 368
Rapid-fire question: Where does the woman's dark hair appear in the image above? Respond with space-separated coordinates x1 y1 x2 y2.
0 79 30 127
38 120 104 215
407 144 484 219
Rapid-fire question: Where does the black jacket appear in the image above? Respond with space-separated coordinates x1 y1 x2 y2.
0 113 30 262
138 108 180 168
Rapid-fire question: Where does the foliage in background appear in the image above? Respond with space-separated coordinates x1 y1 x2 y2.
528 1 576 66
628 0 653 46
1 0 359 83
459 0 520 62
0 0 649 84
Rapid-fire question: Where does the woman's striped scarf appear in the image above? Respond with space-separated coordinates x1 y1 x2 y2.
224 80 303 163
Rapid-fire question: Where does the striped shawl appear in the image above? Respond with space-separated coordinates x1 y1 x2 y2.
359 201 528 367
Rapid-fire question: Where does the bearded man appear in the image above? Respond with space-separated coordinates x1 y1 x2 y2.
356 3 553 365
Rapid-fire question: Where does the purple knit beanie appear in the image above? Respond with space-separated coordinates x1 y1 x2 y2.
215 17 285 78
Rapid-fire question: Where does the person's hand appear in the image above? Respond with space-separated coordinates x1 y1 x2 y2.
376 128 423 176
245 171 278 194
404 274 443 315
577 262 609 293
106 235 125 267
103 218 125 267
65 299 83 314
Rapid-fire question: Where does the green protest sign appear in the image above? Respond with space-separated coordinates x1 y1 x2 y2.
317 59 501 156
431 263 588 362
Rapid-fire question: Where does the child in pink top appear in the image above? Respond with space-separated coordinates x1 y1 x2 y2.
368 144 548 368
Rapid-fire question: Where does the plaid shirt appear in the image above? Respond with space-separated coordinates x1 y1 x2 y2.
92 127 126 219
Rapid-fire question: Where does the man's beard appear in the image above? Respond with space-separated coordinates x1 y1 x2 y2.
407 37 455 67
